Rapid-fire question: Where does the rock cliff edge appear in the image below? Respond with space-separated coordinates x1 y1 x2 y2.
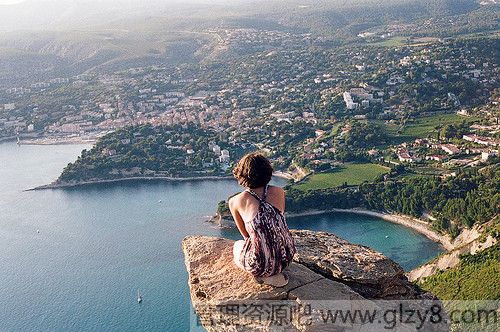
183 230 446 331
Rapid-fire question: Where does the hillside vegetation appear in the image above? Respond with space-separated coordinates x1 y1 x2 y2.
57 124 243 182
419 243 500 300
287 167 500 238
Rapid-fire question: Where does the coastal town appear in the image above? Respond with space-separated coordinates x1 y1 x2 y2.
1 28 498 181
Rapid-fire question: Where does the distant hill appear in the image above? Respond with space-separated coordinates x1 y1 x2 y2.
0 0 234 32
0 0 483 33
259 0 483 35
0 0 496 87
0 28 212 87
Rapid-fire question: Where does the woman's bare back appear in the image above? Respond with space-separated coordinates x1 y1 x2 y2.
229 184 295 279
229 185 285 225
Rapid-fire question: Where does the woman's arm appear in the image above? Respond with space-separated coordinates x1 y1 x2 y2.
281 189 285 213
229 197 250 239
272 186 286 213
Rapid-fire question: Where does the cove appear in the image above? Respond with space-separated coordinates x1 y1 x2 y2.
0 142 443 331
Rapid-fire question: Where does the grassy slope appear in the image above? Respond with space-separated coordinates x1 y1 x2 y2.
368 36 408 47
418 244 500 300
294 163 390 191
376 114 480 142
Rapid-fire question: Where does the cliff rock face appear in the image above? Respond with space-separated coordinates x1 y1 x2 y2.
183 230 446 331
292 230 423 299
408 233 497 281
408 220 498 281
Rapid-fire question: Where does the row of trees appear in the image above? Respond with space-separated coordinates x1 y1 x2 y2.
362 170 499 236
286 168 499 237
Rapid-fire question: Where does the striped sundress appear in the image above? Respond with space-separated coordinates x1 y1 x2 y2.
238 185 296 277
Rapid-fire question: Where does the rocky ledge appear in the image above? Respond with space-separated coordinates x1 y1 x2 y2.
183 230 447 331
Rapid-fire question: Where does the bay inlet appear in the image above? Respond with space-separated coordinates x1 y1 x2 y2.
0 142 444 331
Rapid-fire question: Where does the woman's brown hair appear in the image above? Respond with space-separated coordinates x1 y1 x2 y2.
233 152 273 189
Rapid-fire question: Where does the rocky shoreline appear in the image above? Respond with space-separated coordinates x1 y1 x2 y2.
408 219 498 281
26 175 235 191
0 136 17 143
28 171 292 191
16 136 98 145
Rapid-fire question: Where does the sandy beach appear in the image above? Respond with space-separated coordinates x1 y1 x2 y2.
272 171 294 180
287 208 453 250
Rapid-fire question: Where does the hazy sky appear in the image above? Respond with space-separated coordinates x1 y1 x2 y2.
0 0 25 4
0 0 248 31
0 0 241 3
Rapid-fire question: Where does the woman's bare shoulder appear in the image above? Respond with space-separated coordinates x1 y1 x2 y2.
228 191 250 206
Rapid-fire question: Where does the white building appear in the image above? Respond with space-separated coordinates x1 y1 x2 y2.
343 92 358 110
219 149 230 163
482 151 497 162
398 150 415 163
3 103 15 111
441 144 461 155
463 134 499 147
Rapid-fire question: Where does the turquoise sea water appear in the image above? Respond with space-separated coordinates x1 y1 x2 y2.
0 142 443 331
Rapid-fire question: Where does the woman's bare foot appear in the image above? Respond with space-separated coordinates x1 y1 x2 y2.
255 273 289 287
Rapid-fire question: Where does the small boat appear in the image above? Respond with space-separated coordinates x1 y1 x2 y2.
158 200 162 203
137 290 142 303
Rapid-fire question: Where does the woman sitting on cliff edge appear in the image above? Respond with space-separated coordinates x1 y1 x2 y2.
229 152 296 287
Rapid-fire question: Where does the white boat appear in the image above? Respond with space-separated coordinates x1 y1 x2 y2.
137 290 142 303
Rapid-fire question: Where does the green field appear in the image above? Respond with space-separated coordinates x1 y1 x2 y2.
294 163 390 191
368 36 445 48
368 36 408 47
376 114 479 143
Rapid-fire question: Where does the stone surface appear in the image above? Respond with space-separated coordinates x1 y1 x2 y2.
183 231 446 331
291 230 422 299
